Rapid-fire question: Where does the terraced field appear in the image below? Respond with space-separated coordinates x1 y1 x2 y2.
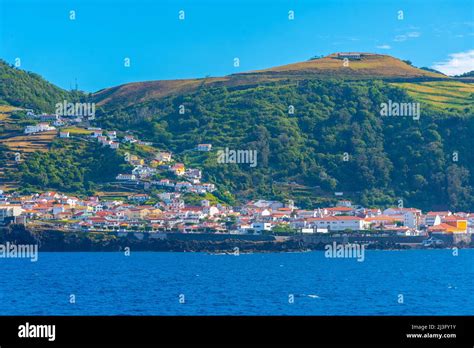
60 126 93 135
1 130 56 153
0 106 56 154
0 106 58 191
0 105 21 120
392 81 474 110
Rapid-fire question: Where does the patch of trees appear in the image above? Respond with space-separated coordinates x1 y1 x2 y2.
18 140 127 194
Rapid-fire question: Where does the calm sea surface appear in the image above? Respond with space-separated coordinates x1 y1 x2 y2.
0 249 472 315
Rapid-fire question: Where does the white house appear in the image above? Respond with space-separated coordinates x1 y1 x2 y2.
116 174 137 181
0 204 24 222
156 152 172 162
301 227 329 234
204 206 220 217
124 135 137 143
295 210 319 219
109 142 119 149
24 123 56 134
237 224 253 234
337 52 362 60
403 210 422 229
193 183 216 193
383 208 422 228
197 144 212 151
305 216 366 232
52 205 65 216
154 179 175 188
91 129 103 137
252 200 284 210
132 165 156 178
184 169 202 180
128 194 150 203
97 136 108 144
252 222 272 233
175 181 193 191
424 214 443 226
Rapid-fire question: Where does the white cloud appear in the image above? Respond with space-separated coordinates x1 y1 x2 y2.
393 31 421 42
394 35 407 42
407 32 420 38
376 44 391 49
432 50 474 76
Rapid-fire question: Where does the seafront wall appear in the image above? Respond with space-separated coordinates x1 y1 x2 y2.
117 231 275 242
293 233 471 247
293 234 426 245
435 233 472 245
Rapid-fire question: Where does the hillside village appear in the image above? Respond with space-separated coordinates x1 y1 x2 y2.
0 107 471 244
2 107 217 194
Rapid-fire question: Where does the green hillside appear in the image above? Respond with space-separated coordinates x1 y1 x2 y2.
95 78 474 211
0 59 82 113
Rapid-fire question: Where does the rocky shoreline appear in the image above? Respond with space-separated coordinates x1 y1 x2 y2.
0 224 471 253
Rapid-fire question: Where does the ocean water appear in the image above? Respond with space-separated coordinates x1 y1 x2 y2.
0 249 472 315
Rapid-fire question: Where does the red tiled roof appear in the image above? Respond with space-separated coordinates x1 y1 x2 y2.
181 206 203 212
442 216 465 221
365 215 403 222
428 223 452 231
306 216 362 221
326 206 354 211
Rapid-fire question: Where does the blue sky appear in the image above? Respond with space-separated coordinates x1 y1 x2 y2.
1 0 473 92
